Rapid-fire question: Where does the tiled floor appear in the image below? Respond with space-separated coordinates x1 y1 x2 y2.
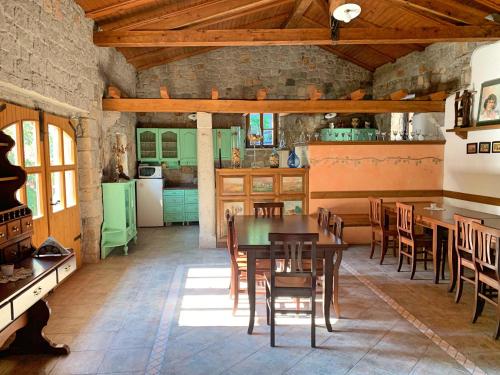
0 226 499 374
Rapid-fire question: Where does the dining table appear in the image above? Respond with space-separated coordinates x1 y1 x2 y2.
235 215 348 334
383 201 500 291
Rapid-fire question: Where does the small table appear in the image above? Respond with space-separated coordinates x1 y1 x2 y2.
383 202 500 289
235 215 348 334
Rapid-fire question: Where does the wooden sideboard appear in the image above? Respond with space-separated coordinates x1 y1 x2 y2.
215 168 309 244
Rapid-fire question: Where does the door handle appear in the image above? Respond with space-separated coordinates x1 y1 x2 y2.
50 200 61 206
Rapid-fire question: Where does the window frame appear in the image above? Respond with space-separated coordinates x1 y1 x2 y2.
245 113 277 148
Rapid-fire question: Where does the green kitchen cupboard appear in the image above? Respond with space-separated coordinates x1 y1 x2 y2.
179 129 197 166
159 129 180 168
101 181 137 259
213 129 232 161
137 129 159 162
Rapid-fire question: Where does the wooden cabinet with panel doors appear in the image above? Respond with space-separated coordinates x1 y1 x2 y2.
215 168 309 245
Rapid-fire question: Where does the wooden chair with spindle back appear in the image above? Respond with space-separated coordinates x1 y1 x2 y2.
368 197 398 264
266 232 319 347
471 222 500 339
332 214 344 240
226 210 269 315
317 207 331 231
396 202 433 279
254 202 284 218
454 214 483 304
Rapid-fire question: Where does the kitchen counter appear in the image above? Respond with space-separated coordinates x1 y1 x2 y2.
164 184 198 190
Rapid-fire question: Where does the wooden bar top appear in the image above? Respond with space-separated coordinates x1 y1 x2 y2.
308 140 446 146
234 215 347 248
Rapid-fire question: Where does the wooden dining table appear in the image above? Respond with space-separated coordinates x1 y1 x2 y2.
235 215 348 334
383 201 500 290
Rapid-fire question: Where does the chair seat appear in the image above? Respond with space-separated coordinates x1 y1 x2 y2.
264 273 311 288
236 257 271 272
478 269 500 289
372 227 398 237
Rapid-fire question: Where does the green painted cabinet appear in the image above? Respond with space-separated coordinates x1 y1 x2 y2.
163 189 199 223
137 129 159 161
213 129 232 160
179 129 197 166
159 129 180 168
101 181 137 259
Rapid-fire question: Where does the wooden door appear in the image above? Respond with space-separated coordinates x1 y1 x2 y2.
43 114 81 265
0 103 49 246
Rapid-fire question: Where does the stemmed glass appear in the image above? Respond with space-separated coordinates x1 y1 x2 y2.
416 128 422 141
381 132 387 141
392 129 398 141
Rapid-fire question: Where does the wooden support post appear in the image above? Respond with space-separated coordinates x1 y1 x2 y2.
256 88 267 101
107 86 122 99
211 88 219 100
388 89 409 101
350 89 366 101
160 86 170 99
415 91 448 101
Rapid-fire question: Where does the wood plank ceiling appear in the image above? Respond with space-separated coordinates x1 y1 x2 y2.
76 0 500 72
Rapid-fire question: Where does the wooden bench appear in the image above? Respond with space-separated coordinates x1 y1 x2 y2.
331 213 371 228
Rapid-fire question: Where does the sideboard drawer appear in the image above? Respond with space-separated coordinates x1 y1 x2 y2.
0 303 11 331
57 256 76 283
7 220 21 238
13 271 57 319
21 217 33 233
0 225 7 245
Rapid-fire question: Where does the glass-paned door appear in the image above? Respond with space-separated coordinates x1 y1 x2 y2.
137 128 159 161
44 114 81 263
0 103 49 246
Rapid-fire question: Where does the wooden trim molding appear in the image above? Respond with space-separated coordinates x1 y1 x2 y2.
311 190 444 199
443 190 500 207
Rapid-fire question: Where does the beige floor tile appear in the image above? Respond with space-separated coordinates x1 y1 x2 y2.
51 350 105 375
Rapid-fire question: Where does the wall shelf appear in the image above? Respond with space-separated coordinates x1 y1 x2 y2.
446 124 500 139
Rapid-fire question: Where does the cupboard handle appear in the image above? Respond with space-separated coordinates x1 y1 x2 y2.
26 222 32 227
12 226 19 232
50 200 61 206
0 233 5 238
64 264 71 271
33 286 42 296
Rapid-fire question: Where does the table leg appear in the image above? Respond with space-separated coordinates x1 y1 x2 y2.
247 251 256 335
447 228 457 292
432 224 442 284
333 250 343 318
323 249 334 332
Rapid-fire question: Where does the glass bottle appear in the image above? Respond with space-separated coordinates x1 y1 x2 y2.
287 147 300 168
231 126 241 168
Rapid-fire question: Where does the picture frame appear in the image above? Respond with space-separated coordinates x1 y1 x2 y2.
479 142 491 154
466 143 477 154
492 141 500 153
477 78 500 126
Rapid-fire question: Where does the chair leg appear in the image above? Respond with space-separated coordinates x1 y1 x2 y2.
270 296 275 347
369 231 376 259
232 277 239 315
392 237 397 257
380 235 386 265
455 266 464 303
441 250 446 280
472 279 485 323
397 243 404 272
266 286 270 326
311 295 316 348
495 302 500 340
410 246 417 280
423 250 428 271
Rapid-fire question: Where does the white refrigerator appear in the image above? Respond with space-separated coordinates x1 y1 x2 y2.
137 179 163 227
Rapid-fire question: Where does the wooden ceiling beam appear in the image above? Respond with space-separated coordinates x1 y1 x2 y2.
102 98 445 113
85 0 157 20
284 0 315 28
472 0 500 11
94 26 500 47
384 0 490 25
160 86 169 99
100 0 285 31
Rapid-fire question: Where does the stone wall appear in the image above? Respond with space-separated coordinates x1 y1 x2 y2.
0 0 137 263
373 42 489 132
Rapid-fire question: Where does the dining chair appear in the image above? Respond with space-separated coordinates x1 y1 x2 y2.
254 202 284 218
317 207 331 230
368 197 398 264
396 202 433 279
454 214 483 304
332 214 344 240
266 232 319 347
226 211 269 314
471 222 499 340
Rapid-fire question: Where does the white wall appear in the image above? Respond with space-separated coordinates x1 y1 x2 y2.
443 42 500 215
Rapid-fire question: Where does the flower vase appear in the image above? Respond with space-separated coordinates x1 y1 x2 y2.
287 148 300 168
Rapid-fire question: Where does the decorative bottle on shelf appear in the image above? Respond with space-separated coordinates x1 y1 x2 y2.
269 148 279 168
231 127 241 168
287 147 300 168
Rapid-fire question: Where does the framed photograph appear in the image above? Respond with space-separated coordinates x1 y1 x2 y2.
221 177 245 194
492 141 500 153
479 142 491 154
477 78 500 126
281 176 304 194
251 176 274 193
466 143 477 154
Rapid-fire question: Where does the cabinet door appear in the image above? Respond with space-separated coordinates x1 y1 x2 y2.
159 129 180 167
213 129 232 161
137 129 159 161
179 129 197 166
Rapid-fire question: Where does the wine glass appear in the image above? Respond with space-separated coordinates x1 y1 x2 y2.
381 132 387 141
410 131 416 141
416 128 422 141
392 129 398 140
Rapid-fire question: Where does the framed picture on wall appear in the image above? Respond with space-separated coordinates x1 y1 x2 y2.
467 143 477 154
477 78 500 126
492 141 500 153
479 142 491 153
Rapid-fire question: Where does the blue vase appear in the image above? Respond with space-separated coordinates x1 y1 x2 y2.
287 148 300 168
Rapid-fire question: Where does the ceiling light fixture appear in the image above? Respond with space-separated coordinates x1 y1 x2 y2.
330 1 361 40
